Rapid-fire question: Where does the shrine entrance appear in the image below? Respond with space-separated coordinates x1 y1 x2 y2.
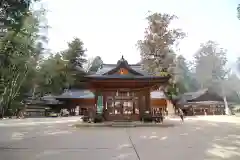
104 91 140 121
84 56 170 121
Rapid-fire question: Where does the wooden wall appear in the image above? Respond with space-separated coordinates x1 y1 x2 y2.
71 99 95 108
151 99 167 108
183 105 225 116
67 98 170 110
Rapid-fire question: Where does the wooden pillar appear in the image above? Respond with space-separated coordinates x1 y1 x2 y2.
145 89 150 112
94 89 98 113
103 91 106 110
138 91 144 117
133 95 136 114
96 89 104 114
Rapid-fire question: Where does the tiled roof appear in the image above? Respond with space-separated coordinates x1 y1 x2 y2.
55 89 94 99
130 65 150 76
178 88 224 104
181 89 208 101
85 56 170 81
95 64 115 75
95 64 149 76
24 96 62 105
56 89 167 100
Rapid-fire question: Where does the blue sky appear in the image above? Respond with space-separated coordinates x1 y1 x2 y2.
41 0 240 67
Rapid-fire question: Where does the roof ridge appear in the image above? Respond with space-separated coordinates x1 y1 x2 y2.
102 64 116 66
129 64 141 66
103 63 141 66
184 88 208 95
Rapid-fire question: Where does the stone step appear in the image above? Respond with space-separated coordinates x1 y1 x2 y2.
111 122 136 127
113 120 133 122
111 124 136 127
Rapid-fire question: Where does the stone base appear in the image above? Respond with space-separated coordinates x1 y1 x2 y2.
74 121 176 128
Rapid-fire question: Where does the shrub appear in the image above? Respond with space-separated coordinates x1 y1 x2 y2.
142 113 153 122
82 115 89 122
94 114 103 123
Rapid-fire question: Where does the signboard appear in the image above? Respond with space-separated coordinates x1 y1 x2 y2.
97 94 103 113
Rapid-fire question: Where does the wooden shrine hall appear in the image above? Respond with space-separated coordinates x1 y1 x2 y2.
83 56 171 121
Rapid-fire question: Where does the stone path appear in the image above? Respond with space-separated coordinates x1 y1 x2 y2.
193 115 240 123
0 117 81 127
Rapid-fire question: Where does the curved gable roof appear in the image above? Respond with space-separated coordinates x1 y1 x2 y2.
103 56 143 76
95 56 149 76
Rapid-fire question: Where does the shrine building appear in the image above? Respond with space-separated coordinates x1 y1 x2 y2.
75 56 172 121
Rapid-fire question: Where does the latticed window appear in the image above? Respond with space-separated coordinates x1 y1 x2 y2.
106 91 139 115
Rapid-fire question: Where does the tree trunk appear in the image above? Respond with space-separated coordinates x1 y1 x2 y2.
221 85 230 115
223 96 230 115
0 107 5 118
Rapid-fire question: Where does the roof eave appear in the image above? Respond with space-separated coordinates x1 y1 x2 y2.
84 75 170 80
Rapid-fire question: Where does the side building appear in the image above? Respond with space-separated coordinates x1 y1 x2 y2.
177 89 232 115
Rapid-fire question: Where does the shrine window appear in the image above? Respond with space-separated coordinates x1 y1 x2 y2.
106 91 139 115
123 101 133 115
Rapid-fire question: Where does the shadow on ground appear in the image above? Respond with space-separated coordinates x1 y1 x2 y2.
188 121 240 160
206 133 240 159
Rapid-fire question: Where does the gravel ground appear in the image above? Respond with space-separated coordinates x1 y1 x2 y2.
0 118 240 160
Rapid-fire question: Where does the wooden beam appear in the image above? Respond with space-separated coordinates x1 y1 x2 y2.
88 79 168 83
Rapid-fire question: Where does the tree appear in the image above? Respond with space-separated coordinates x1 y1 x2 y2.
237 4 240 20
137 12 186 99
36 53 70 95
85 56 103 73
62 38 87 68
193 41 228 90
0 0 39 35
84 57 95 73
193 40 230 114
62 38 87 88
175 55 198 93
224 73 240 103
0 6 47 117
138 13 185 74
36 38 87 95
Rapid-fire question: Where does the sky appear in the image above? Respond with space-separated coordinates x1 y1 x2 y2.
41 0 240 68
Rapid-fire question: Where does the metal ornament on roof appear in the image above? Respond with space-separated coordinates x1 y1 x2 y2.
121 55 124 60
